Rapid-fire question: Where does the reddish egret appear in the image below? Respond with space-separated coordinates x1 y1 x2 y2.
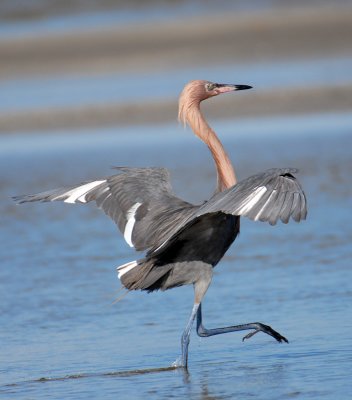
14 80 307 368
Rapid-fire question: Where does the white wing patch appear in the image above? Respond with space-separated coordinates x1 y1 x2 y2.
124 202 142 247
254 189 277 221
52 180 106 203
117 260 138 279
236 186 267 214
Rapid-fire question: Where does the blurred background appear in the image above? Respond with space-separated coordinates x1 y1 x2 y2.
1 1 352 399
0 0 351 132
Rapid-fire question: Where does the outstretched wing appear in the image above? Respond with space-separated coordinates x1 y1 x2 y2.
13 167 196 251
147 168 307 256
196 168 307 225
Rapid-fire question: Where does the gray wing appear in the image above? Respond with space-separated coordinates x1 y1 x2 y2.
13 167 196 251
147 168 307 256
196 168 307 225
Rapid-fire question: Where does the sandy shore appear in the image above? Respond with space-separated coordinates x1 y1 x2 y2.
1 5 351 133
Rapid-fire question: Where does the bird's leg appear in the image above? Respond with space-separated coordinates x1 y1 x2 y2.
179 265 213 368
180 303 200 368
196 303 288 343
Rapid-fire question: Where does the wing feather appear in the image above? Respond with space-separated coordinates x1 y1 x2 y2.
291 192 301 222
194 168 307 225
14 167 306 257
279 192 294 224
13 167 195 251
268 191 287 225
147 168 307 256
253 189 280 222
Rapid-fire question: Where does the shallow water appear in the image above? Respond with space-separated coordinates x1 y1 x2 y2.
0 1 242 39
1 113 352 399
1 56 352 112
1 0 346 39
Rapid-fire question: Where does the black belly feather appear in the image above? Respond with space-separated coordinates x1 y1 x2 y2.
120 212 240 292
155 212 240 267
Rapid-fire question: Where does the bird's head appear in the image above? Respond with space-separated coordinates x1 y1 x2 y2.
178 80 252 125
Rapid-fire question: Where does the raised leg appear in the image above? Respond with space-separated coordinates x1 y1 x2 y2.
196 303 288 343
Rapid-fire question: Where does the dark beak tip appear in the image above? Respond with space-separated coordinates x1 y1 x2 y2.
235 85 252 91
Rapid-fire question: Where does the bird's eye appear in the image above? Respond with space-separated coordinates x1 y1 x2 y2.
206 83 216 91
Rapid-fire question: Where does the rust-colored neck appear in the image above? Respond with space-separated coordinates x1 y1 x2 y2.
185 104 237 192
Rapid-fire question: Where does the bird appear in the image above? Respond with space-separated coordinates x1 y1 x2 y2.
13 80 307 369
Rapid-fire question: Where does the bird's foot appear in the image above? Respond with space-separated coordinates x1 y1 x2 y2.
171 357 186 369
242 323 288 343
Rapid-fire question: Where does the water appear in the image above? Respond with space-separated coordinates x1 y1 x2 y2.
0 1 241 39
1 0 346 39
1 56 352 112
1 113 352 399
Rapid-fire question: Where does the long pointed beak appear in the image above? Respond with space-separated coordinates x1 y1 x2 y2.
233 84 252 91
216 84 252 93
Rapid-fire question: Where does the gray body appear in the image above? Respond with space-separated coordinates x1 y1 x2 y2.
14 166 306 367
122 212 239 292
14 167 306 293
12 79 309 368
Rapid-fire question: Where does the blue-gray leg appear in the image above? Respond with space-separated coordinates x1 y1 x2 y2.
196 303 288 343
180 303 200 368
178 262 213 368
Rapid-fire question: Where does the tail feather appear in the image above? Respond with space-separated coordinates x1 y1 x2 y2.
117 260 138 279
118 259 172 292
